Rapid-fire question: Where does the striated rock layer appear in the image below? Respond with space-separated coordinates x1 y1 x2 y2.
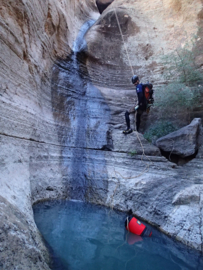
0 0 99 268
86 0 203 88
0 0 203 268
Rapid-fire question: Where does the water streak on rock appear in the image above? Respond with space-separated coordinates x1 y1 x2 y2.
52 20 111 202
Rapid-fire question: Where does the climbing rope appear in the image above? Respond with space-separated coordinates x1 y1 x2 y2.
108 2 200 212
114 8 134 76
126 216 129 231
115 8 152 158
107 7 154 211
114 5 152 81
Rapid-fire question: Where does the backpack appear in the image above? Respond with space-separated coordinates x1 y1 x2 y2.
143 83 154 113
136 83 154 112
143 83 153 101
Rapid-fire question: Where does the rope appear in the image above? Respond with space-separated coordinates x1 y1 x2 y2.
113 7 151 159
126 216 129 231
107 8 154 211
108 2 199 213
108 145 153 212
114 8 134 76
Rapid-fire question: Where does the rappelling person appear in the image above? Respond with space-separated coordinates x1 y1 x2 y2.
123 75 154 134
125 209 152 237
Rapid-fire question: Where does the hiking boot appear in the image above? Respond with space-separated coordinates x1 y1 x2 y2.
123 128 133 135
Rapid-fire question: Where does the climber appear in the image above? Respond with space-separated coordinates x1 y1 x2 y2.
125 209 152 237
123 75 154 134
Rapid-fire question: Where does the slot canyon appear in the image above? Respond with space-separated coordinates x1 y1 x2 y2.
0 0 203 268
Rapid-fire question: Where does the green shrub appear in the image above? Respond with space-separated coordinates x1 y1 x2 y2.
144 121 177 143
163 35 203 86
156 34 203 118
155 83 201 116
128 150 137 156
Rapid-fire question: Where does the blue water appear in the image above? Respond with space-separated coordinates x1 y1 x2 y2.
33 201 203 270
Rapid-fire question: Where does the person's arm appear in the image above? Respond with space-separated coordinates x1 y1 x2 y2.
136 84 144 106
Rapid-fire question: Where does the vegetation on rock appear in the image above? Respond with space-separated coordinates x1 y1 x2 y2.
144 121 177 143
148 33 203 139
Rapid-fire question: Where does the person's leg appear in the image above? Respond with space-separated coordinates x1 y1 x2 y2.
134 110 137 131
125 111 130 130
123 107 135 134
136 111 143 132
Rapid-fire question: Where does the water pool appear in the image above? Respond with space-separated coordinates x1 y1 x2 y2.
33 200 203 270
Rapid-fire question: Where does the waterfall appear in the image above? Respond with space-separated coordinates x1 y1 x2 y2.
52 20 111 202
72 20 95 53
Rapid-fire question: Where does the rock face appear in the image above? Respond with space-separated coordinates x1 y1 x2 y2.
163 184 203 250
0 0 203 268
156 118 201 157
0 0 99 268
0 195 50 270
86 0 203 88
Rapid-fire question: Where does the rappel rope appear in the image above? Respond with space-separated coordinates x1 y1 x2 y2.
108 8 153 211
109 2 198 212
126 216 129 231
114 7 152 163
114 8 134 76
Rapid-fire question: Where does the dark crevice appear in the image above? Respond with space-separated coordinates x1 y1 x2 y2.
0 132 46 144
100 145 112 151
160 149 198 166
96 0 114 14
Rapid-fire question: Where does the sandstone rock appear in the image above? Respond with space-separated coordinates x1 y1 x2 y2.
161 186 203 250
172 184 203 205
161 203 202 251
0 0 99 268
0 195 50 270
104 150 203 251
197 125 203 158
0 0 203 267
86 0 203 88
156 118 201 157
112 129 161 156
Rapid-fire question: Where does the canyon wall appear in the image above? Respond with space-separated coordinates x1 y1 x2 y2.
83 0 203 253
0 0 203 268
87 0 203 87
0 0 98 268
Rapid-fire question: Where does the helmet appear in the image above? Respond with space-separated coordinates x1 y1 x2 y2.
132 75 139 84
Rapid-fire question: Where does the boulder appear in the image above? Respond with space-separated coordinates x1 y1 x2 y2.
156 118 201 157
